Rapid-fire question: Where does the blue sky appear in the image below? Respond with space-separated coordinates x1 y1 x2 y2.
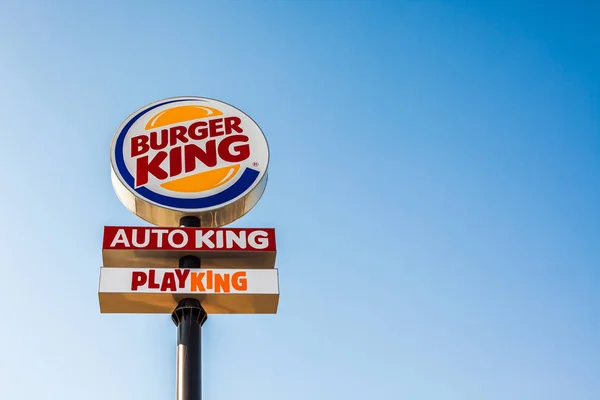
0 1 599 399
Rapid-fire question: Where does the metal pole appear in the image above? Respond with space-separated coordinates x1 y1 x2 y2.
171 216 207 400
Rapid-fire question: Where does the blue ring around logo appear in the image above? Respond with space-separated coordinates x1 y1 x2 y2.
113 99 260 210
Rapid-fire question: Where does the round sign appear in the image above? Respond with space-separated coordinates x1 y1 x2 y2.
110 96 269 227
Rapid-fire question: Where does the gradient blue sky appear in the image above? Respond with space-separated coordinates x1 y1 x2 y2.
0 1 599 399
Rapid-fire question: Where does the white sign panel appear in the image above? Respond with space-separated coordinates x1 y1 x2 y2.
98 268 279 314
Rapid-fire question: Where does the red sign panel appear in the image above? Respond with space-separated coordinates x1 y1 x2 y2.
103 226 276 252
102 226 277 270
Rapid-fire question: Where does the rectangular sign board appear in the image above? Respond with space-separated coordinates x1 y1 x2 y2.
98 267 279 314
102 226 277 269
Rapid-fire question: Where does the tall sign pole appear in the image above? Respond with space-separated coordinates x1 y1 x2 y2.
100 97 279 400
174 215 205 400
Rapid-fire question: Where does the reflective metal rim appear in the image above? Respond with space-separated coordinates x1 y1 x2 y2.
110 168 268 227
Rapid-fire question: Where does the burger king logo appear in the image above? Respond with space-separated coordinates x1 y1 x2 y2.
110 97 269 227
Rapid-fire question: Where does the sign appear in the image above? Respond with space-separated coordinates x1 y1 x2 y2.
102 96 280 400
99 268 279 314
110 97 269 227
102 226 277 269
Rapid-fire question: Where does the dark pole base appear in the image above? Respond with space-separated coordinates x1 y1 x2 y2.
172 299 207 400
171 298 208 326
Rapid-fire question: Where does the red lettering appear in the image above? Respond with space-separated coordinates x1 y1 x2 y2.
135 152 168 186
150 129 168 150
160 272 177 292
169 146 183 179
188 121 208 140
131 136 149 157
184 141 217 173
224 116 243 134
130 116 251 185
218 135 250 163
131 272 147 291
209 118 224 137
175 269 190 288
169 126 189 146
148 270 160 289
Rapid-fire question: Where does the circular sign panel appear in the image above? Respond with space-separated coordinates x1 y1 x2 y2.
110 97 269 227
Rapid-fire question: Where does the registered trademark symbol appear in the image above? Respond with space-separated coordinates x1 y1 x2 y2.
252 162 259 167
